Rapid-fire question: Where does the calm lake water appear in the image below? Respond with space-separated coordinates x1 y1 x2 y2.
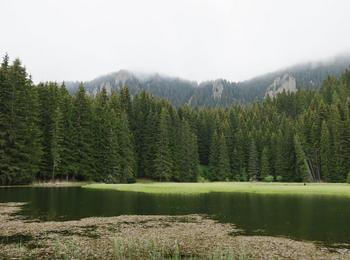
1 187 350 246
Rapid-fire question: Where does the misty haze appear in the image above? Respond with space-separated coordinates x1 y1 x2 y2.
1 0 350 259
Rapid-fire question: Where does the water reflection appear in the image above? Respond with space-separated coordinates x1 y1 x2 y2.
0 187 349 245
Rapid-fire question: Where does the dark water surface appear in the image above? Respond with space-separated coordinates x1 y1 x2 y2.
1 187 350 246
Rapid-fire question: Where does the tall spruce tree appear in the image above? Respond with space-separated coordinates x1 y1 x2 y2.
248 139 259 180
0 54 12 184
177 118 199 181
329 105 345 181
0 57 41 184
115 110 136 183
119 86 132 120
260 146 270 179
50 106 63 180
59 85 75 180
72 85 94 180
208 131 230 181
274 131 289 181
153 108 173 181
143 110 159 179
37 83 64 181
294 134 311 182
93 87 114 181
320 121 331 181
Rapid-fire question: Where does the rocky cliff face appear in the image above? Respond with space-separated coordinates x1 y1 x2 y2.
212 80 224 99
265 74 297 98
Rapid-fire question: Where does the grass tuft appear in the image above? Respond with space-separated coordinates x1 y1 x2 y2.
111 237 251 259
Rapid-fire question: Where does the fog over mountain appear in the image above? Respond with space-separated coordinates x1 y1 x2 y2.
2 0 350 83
66 54 350 107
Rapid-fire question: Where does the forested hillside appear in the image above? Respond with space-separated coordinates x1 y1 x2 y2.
66 54 350 107
1 55 350 185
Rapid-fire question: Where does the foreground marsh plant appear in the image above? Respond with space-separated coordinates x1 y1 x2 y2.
112 237 182 259
111 238 252 260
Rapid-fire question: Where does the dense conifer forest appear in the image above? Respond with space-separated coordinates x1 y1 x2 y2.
1 55 350 185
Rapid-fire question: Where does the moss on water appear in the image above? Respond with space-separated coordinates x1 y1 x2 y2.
83 182 350 196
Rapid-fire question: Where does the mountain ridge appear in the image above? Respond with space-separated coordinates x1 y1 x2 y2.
65 54 350 107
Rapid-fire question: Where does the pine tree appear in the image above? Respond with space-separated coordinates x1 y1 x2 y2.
131 91 153 178
230 148 241 180
177 118 199 181
329 105 345 181
260 146 270 179
119 86 132 119
320 121 331 181
294 134 311 182
72 84 94 180
236 129 248 180
37 83 64 181
226 109 238 178
208 131 230 181
153 108 173 181
274 131 289 181
0 57 41 184
197 111 215 165
93 87 113 181
170 113 182 181
50 106 63 180
58 85 75 180
143 110 159 179
248 139 259 180
0 54 12 184
115 110 136 183
342 110 350 177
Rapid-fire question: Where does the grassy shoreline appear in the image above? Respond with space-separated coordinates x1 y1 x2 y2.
0 181 92 188
30 180 91 187
83 182 350 196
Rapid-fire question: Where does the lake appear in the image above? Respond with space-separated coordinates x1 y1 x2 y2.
1 187 349 246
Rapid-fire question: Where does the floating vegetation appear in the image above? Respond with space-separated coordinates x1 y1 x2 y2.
0 203 349 259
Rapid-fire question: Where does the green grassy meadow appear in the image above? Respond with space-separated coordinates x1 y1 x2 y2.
83 182 350 196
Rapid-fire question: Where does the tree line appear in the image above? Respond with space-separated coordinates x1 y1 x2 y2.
1 55 350 185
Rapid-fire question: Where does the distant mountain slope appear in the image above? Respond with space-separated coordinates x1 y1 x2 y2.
66 70 197 107
65 54 350 107
237 54 350 102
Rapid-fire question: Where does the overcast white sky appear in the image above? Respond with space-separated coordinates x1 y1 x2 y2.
1 0 350 83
